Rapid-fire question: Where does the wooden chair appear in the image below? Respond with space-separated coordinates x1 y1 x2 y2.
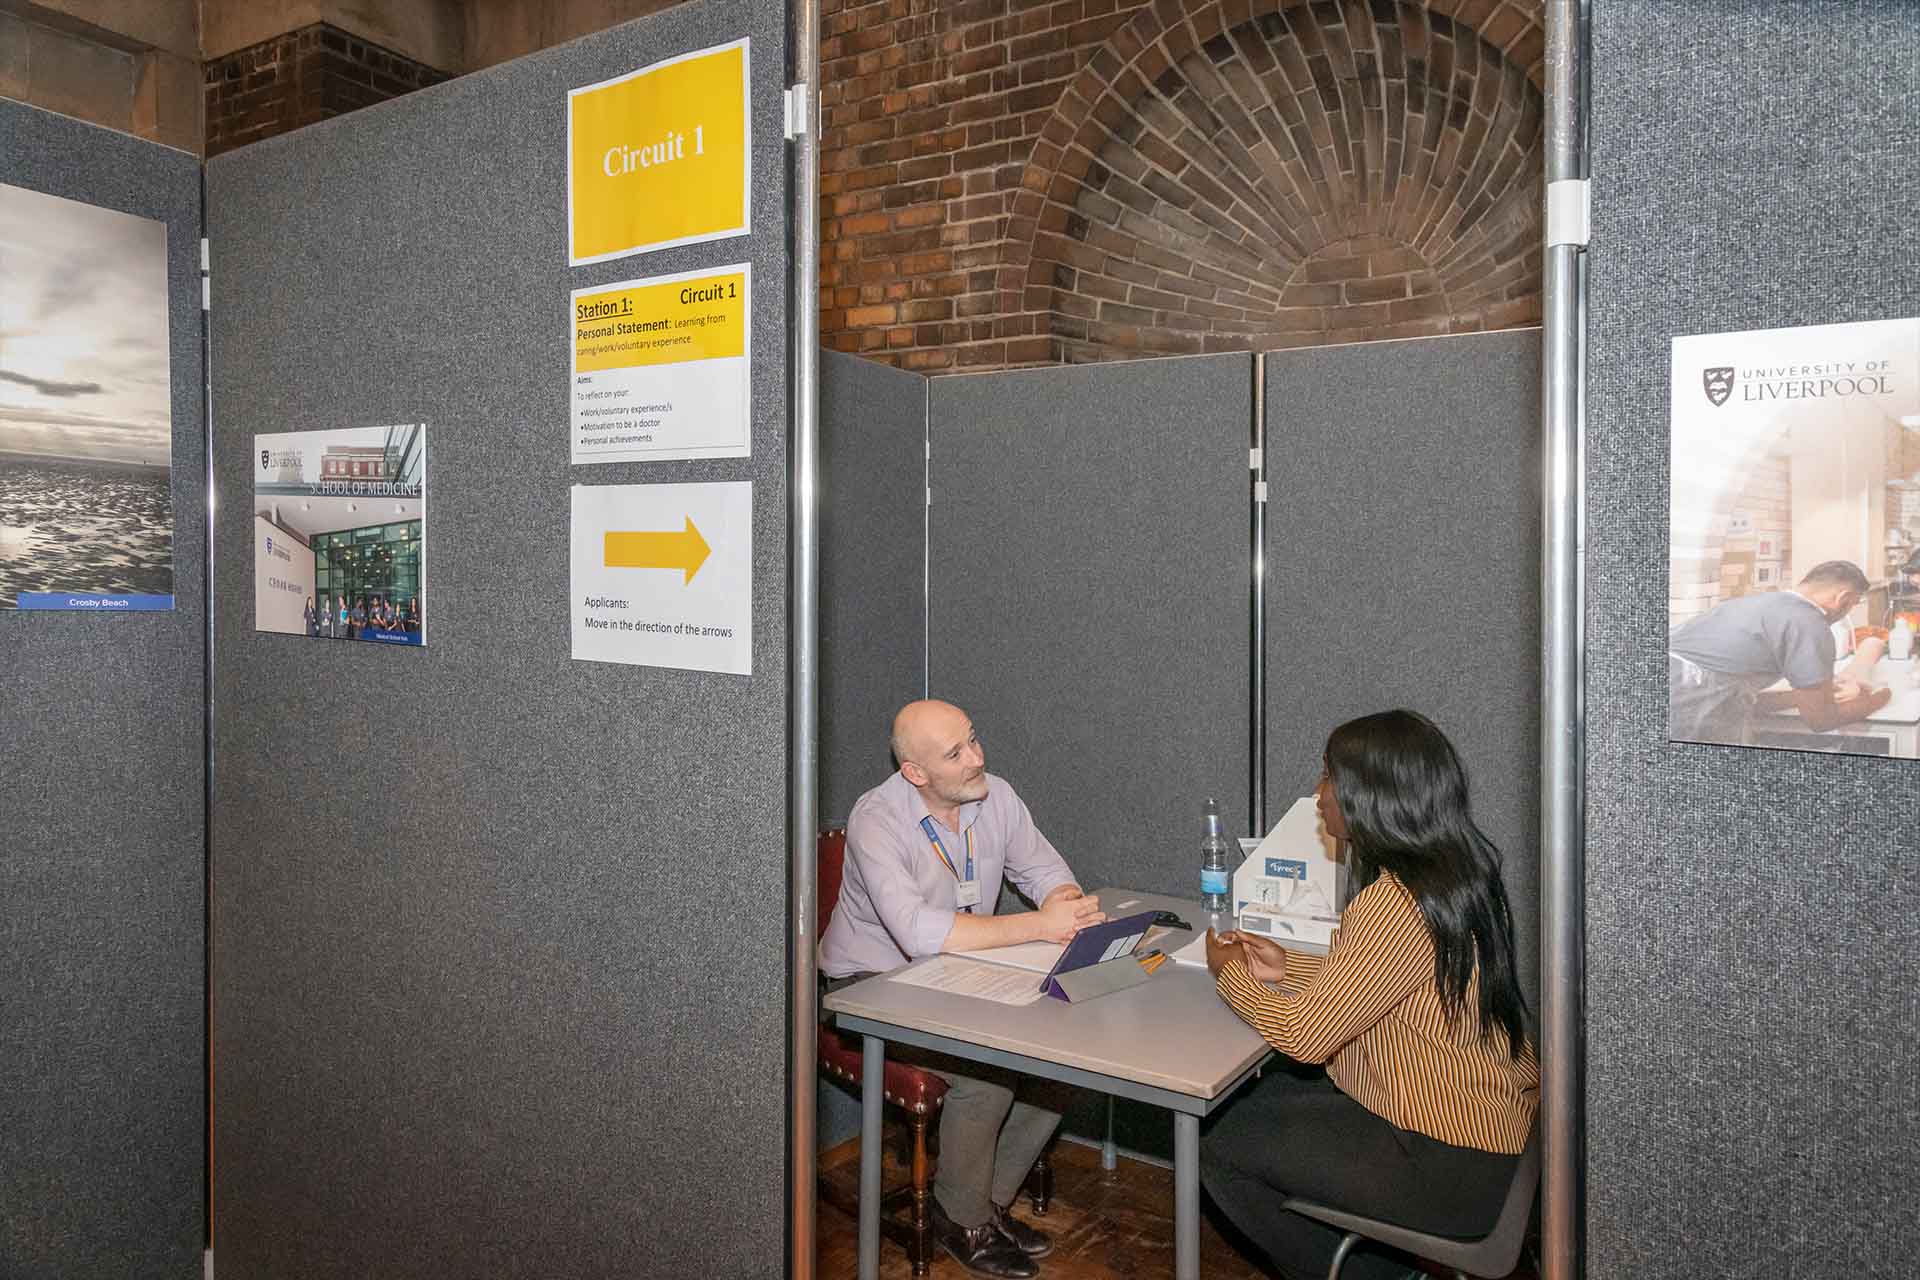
816 826 1052 1274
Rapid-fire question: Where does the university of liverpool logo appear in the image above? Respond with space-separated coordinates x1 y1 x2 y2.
1703 366 1735 406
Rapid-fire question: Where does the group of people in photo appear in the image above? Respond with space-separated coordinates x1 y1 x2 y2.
302 592 420 640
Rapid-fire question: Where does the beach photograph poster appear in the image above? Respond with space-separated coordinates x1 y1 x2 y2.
1669 317 1920 758
0 181 174 611
254 424 426 646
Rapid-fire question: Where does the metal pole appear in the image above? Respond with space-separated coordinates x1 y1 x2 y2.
1249 354 1267 840
858 1036 885 1280
922 380 931 697
1102 1095 1117 1172
1540 2 1589 1278
199 193 217 1254
788 0 822 1273
1173 1112 1200 1280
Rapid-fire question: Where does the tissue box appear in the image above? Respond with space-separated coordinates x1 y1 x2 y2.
1237 904 1340 948
1233 795 1346 920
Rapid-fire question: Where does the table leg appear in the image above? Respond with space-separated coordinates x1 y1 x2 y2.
1174 1111 1199 1280
1102 1095 1117 1172
860 1034 884 1280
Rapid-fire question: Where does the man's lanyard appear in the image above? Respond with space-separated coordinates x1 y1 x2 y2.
917 817 975 886
919 816 974 883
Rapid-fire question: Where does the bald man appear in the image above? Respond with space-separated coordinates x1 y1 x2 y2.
820 699 1104 1279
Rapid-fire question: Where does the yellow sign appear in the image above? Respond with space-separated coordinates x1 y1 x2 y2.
570 264 752 463
568 38 751 264
573 270 747 373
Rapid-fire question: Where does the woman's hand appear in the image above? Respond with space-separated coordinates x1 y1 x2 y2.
1204 927 1243 977
1235 933 1289 983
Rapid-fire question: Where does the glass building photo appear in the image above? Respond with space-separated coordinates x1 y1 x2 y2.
252 423 426 645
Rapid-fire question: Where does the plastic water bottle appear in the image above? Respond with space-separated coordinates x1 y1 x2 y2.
1200 797 1230 913
1891 617 1915 662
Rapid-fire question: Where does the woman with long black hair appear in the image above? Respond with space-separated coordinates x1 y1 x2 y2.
1201 709 1538 1280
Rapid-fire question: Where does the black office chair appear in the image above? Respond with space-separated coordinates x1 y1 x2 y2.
1282 1122 1540 1280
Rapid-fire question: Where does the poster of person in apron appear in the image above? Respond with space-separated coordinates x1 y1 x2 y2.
1669 318 1920 756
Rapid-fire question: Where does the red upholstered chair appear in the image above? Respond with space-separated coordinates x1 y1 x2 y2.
817 825 949 1273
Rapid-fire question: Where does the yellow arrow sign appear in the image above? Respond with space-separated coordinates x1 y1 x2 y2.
604 517 712 584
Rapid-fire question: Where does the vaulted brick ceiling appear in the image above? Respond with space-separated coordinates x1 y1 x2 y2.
1022 1 1544 358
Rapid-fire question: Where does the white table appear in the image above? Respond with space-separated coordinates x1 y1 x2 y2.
823 889 1280 1280
1758 655 1920 756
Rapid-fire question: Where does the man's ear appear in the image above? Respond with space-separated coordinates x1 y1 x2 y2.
899 760 927 788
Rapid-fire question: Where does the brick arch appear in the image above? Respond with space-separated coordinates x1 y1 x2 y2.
1008 0 1545 360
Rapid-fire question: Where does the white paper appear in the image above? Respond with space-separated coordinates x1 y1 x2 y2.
569 264 751 463
1169 932 1211 967
887 955 1047 1005
570 481 752 673
955 939 1063 974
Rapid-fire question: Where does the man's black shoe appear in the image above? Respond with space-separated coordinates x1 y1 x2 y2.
992 1203 1055 1258
929 1196 1039 1278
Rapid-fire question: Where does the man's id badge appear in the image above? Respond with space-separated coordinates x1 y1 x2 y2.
955 878 982 910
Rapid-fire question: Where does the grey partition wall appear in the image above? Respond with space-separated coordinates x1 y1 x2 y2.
927 354 1251 897
0 100 206 1278
820 350 926 821
1264 331 1543 1010
205 6 789 1277
1586 5 1919 1275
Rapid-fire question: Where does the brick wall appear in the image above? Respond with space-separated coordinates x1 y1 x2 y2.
205 23 449 158
819 0 1545 372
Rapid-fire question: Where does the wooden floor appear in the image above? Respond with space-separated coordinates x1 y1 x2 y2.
817 1137 1270 1280
816 1136 1540 1280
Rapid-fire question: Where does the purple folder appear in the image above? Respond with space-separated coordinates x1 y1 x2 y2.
1038 910 1157 1001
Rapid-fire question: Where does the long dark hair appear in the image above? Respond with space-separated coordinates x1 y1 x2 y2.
1324 709 1530 1055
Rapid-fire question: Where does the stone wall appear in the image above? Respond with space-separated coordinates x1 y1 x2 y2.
0 1 201 153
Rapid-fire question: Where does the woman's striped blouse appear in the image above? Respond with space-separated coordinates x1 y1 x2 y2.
1215 870 1539 1155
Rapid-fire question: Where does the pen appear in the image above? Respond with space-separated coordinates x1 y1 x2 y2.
1137 949 1166 974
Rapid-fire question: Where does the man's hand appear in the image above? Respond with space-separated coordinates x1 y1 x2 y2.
1836 684 1894 716
1034 890 1103 943
1204 927 1243 977
1790 679 1893 732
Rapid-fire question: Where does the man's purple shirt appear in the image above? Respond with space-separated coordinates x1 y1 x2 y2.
818 769 1077 977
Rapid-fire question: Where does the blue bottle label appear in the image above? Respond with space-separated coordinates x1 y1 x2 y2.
1200 869 1229 894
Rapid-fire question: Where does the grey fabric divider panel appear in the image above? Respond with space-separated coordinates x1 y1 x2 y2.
1264 331 1542 1014
0 100 205 1279
927 355 1250 899
1587 5 1919 1274
205 6 788 1277
820 350 926 823
817 350 925 1152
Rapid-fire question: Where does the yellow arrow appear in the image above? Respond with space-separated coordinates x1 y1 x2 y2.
604 517 712 584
